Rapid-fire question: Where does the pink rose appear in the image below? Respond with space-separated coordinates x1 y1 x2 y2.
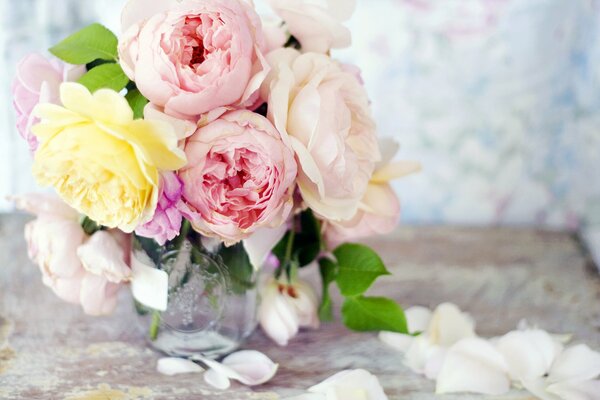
13 194 131 316
12 54 84 152
325 139 421 247
119 0 270 119
135 172 193 245
180 110 297 244
266 0 356 53
261 49 380 222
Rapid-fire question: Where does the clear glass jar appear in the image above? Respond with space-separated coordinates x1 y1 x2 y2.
131 228 258 359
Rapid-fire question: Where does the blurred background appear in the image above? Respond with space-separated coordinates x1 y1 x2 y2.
1 0 599 255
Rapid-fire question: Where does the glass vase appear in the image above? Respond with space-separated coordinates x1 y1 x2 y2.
131 228 258 359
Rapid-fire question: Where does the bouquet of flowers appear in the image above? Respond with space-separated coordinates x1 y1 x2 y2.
12 0 419 356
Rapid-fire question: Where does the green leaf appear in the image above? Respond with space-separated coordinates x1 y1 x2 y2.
318 258 337 322
217 243 255 294
333 243 390 297
50 23 119 64
342 296 408 333
78 63 129 93
126 89 149 119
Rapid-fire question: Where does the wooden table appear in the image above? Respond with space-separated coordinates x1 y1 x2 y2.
1 213 599 399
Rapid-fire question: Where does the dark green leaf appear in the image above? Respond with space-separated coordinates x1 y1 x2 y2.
342 296 408 333
78 63 129 93
126 89 149 119
50 23 119 64
318 258 337 322
333 243 390 297
218 243 255 294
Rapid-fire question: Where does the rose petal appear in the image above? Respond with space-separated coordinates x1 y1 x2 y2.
496 329 563 382
308 369 388 400
436 337 510 395
405 306 432 333
221 350 279 386
547 379 600 400
428 303 476 347
204 368 232 390
243 225 288 270
130 253 168 311
378 331 414 353
548 344 600 383
157 358 204 376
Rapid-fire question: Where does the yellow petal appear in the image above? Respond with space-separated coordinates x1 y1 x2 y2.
101 119 186 171
60 82 133 126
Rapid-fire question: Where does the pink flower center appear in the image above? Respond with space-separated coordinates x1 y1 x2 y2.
200 146 274 230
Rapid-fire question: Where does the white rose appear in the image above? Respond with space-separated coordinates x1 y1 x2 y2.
262 48 380 222
258 277 320 346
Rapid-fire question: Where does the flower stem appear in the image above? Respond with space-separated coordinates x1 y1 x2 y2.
149 311 161 341
283 227 296 283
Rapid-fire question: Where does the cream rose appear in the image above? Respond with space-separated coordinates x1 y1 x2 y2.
261 49 380 221
325 139 421 247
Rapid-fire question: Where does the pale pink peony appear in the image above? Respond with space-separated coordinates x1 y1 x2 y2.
180 110 297 245
118 0 270 119
13 194 131 316
135 172 193 245
258 277 320 346
261 48 380 222
266 0 356 53
325 139 421 247
12 54 84 152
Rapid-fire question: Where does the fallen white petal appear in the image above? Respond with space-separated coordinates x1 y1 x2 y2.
436 337 510 395
517 319 573 344
405 306 433 333
221 350 279 386
195 351 278 389
423 347 448 380
156 358 204 376
309 369 388 400
549 344 600 383
130 254 168 311
204 368 231 390
378 331 414 353
428 303 476 347
496 329 562 382
547 379 600 400
522 378 560 400
403 336 441 375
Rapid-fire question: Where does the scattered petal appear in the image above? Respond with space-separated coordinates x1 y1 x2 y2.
308 369 389 400
204 368 231 390
405 306 432 334
427 303 476 347
548 344 600 383
378 331 414 353
496 329 562 382
157 358 204 376
436 337 510 395
221 350 279 386
547 379 600 400
195 351 278 390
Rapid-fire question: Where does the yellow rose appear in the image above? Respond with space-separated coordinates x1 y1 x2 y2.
31 82 186 232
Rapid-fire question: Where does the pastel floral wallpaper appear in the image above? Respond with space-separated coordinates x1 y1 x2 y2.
1 0 599 232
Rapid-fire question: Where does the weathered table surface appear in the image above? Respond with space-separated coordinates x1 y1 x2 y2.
1 213 599 400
